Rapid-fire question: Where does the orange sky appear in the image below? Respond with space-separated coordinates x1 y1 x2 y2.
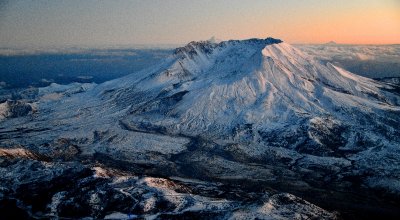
1 0 399 46
223 0 400 44
284 2 400 44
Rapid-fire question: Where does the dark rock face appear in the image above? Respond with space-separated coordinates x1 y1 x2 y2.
132 90 189 115
0 87 39 103
1 100 34 118
56 178 136 218
0 159 137 219
174 37 283 58
0 157 340 219
174 41 218 58
0 199 30 219
308 117 348 149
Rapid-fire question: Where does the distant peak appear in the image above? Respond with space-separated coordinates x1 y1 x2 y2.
207 36 222 44
173 40 218 57
325 41 337 45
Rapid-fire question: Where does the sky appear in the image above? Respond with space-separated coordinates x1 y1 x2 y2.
0 0 399 47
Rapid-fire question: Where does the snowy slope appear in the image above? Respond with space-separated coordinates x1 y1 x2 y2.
93 38 399 152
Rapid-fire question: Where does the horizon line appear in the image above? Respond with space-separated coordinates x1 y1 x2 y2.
2 41 400 50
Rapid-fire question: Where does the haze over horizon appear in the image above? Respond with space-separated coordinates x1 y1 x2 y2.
0 0 399 47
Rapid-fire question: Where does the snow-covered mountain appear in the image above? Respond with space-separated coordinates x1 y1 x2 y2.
1 38 400 219
94 37 399 156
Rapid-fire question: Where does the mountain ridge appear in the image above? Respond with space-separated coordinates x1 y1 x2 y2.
96 38 399 146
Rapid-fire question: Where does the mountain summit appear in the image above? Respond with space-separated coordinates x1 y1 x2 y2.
96 37 399 155
1 38 400 218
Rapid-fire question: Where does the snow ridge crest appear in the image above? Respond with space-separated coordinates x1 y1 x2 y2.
174 37 283 58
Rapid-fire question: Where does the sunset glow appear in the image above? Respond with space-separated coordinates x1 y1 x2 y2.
0 0 399 46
